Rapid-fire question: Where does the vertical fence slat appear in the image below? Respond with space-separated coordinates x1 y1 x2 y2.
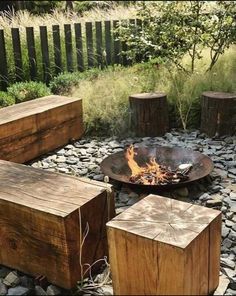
74 23 84 72
105 20 112 66
128 19 136 66
11 28 23 81
85 22 94 68
26 27 37 81
113 20 121 65
64 24 73 72
40 26 51 84
95 21 103 69
52 25 62 75
136 19 143 63
0 29 8 90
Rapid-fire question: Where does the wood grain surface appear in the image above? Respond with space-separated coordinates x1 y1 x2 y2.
0 160 115 289
0 95 84 163
107 194 221 295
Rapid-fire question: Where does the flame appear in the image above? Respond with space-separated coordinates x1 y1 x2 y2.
125 145 167 184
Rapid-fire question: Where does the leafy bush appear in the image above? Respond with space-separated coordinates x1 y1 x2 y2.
0 91 15 107
7 81 51 103
50 69 101 95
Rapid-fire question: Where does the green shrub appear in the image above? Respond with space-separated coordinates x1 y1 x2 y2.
50 69 101 95
0 91 15 108
49 72 82 95
7 81 51 104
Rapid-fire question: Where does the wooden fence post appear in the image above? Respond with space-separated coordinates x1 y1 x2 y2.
95 21 103 69
52 25 62 75
64 24 73 72
113 20 121 65
105 21 112 66
11 28 23 81
40 26 51 84
26 27 37 81
85 22 94 68
74 23 84 72
0 29 8 90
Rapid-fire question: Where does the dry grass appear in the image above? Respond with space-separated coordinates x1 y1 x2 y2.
0 5 137 33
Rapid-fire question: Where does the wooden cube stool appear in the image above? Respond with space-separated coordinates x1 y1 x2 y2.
107 194 221 295
0 160 115 289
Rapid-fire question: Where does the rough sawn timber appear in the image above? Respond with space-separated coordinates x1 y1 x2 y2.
0 160 115 289
200 91 236 137
107 194 221 295
129 92 169 137
0 95 84 163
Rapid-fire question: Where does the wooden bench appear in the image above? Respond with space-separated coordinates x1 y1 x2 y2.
0 95 83 163
0 160 115 289
107 194 221 295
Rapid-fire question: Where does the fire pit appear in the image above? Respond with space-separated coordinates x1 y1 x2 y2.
100 146 214 189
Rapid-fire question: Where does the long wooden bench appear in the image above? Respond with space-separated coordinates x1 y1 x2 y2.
0 159 115 289
0 95 83 163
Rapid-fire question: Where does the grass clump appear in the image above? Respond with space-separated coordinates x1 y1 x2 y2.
0 91 15 107
7 81 51 103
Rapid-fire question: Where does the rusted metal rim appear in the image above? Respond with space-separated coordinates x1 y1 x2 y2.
100 146 214 189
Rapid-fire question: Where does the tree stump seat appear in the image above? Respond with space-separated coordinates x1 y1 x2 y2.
107 194 221 295
0 95 84 164
129 92 169 137
201 91 236 137
0 160 115 289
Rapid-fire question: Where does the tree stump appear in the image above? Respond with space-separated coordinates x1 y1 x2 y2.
107 194 221 295
201 91 236 137
129 92 169 137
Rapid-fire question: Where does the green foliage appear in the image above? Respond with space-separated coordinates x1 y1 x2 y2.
71 47 236 136
119 1 236 74
49 69 101 95
0 91 15 107
7 81 51 103
25 1 63 14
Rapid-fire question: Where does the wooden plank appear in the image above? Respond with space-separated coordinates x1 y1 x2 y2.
26 27 37 81
52 25 62 75
0 160 115 288
113 20 121 65
85 22 94 68
0 29 8 90
95 21 103 69
40 26 51 84
11 28 23 81
74 23 84 72
104 20 112 66
0 95 84 163
64 24 73 72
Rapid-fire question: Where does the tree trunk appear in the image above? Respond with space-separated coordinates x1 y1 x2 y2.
129 92 169 137
200 91 236 137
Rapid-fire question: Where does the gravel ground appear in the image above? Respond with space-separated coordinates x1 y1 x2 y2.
0 129 235 295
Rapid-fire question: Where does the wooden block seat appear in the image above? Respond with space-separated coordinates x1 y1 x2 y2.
0 160 115 289
129 92 169 137
107 194 221 295
0 95 84 163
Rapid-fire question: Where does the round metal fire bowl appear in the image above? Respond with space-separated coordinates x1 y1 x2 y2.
100 146 214 190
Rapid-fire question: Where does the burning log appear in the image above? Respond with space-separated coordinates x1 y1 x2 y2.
125 145 192 185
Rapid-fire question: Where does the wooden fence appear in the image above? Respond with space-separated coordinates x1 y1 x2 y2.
0 19 142 90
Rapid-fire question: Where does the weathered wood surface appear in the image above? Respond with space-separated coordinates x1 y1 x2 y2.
0 95 84 163
107 194 221 295
0 160 115 289
129 92 169 137
201 91 236 137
